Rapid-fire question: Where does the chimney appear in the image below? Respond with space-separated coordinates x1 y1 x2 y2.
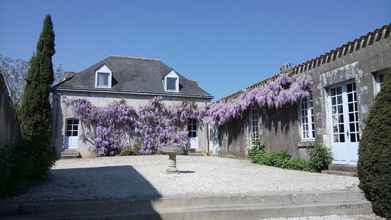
64 71 78 80
279 63 294 74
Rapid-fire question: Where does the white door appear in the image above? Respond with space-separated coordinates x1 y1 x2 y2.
64 118 79 149
188 119 198 150
329 82 360 164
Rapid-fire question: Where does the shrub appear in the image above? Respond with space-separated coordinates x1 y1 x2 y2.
256 151 291 167
119 148 137 156
287 158 312 171
248 144 311 171
0 142 35 198
248 140 264 162
309 143 332 172
358 73 391 218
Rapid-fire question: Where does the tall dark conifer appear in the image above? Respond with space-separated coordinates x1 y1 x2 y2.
18 15 56 177
358 72 391 218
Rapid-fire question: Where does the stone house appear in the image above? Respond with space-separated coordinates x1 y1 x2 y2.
213 23 391 167
52 56 213 157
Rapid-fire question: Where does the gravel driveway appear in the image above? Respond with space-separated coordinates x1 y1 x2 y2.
8 155 359 202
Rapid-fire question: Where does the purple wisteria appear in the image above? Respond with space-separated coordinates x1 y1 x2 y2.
204 74 312 127
136 97 190 154
67 97 199 155
66 73 311 155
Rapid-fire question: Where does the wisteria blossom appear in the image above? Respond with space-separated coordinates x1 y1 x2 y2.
136 97 190 154
66 97 201 155
69 99 138 155
65 73 311 155
204 74 312 127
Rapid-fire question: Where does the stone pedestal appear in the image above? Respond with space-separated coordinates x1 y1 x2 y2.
162 145 180 174
166 152 178 174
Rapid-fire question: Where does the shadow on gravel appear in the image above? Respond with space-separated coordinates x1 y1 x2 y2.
1 165 163 219
178 170 195 174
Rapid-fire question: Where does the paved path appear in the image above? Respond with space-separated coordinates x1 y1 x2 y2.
8 155 359 202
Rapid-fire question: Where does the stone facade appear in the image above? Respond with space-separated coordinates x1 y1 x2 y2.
52 91 211 157
216 24 391 164
0 73 20 146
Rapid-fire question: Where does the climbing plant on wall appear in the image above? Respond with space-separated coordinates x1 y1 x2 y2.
67 97 201 155
66 73 311 155
204 74 312 127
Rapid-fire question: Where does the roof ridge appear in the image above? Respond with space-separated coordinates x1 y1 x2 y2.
108 55 160 61
220 22 391 101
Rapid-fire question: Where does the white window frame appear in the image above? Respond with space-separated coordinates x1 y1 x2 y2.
95 65 112 88
164 70 179 92
65 118 79 137
249 108 260 144
373 72 385 97
299 95 315 141
188 119 197 138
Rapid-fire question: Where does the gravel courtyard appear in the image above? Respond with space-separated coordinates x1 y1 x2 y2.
9 155 360 202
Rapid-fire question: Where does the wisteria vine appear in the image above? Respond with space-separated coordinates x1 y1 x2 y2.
65 73 312 155
204 74 312 127
66 97 201 155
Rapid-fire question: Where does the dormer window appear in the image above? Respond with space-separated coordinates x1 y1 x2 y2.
95 65 112 88
164 70 179 92
166 77 177 90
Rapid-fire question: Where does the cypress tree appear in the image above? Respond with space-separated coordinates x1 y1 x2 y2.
18 15 56 178
358 72 391 218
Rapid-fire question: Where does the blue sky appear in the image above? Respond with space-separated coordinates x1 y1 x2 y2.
0 0 390 99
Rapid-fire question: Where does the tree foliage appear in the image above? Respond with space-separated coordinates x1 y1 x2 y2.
17 15 56 178
358 72 391 218
0 55 63 107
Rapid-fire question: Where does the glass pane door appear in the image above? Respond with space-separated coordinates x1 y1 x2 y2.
329 82 360 164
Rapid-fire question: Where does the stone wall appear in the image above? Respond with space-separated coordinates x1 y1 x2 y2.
217 26 391 160
0 73 19 146
52 91 211 156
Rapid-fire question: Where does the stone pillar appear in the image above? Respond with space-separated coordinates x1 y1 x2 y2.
166 152 178 174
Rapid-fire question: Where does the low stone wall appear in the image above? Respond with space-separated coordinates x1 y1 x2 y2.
0 73 20 146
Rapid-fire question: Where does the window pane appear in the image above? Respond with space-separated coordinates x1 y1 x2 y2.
166 77 177 90
340 134 345 142
350 123 355 132
338 105 343 113
347 84 353 92
97 72 109 87
337 96 342 104
350 134 356 142
348 94 353 102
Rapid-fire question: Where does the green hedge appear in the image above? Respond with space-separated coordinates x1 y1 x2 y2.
248 142 332 172
358 72 391 218
248 142 311 171
0 142 35 197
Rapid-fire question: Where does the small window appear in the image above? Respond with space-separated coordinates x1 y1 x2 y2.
96 72 110 88
65 119 79 137
188 119 197 138
164 70 179 92
95 65 112 88
249 109 259 143
299 95 315 140
373 72 385 96
166 77 177 91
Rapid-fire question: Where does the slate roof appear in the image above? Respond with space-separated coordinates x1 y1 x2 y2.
55 56 213 99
